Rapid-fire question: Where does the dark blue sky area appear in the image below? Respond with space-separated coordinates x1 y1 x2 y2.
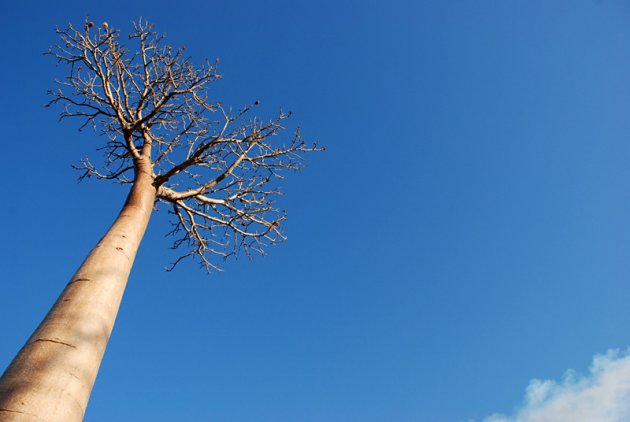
2 1 630 421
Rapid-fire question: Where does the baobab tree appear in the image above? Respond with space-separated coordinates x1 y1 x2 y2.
0 19 319 421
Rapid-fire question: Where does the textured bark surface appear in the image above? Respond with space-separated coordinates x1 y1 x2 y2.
0 169 155 421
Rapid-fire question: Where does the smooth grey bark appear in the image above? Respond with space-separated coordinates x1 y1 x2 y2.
0 165 156 421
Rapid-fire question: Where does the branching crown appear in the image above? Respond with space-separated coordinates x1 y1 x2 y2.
48 18 321 272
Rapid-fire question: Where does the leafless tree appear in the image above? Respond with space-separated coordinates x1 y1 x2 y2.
52 18 320 272
0 19 320 421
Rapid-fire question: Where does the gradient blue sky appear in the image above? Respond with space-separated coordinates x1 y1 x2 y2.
2 1 630 421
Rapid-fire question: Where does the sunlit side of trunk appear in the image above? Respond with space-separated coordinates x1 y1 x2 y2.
0 168 155 421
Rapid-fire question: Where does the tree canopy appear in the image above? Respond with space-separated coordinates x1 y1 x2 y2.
48 19 321 272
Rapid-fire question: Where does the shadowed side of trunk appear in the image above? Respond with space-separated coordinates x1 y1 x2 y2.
0 170 156 422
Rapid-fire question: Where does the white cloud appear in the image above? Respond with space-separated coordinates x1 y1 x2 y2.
484 349 630 422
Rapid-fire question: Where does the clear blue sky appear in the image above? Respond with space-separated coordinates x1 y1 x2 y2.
2 1 630 421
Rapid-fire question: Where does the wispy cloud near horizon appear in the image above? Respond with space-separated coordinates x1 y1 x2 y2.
484 349 630 422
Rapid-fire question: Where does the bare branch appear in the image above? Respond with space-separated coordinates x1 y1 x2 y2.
48 18 323 273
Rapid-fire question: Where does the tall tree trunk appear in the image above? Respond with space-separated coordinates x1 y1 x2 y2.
0 168 156 421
